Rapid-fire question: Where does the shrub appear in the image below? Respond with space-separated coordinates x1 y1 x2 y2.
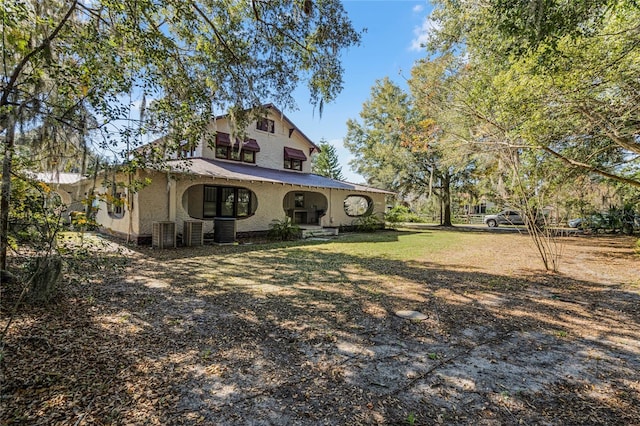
268 217 301 241
353 213 384 232
384 205 424 223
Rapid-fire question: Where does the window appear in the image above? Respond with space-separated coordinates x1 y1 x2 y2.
202 186 257 218
107 191 125 219
284 158 302 171
344 195 373 217
294 193 304 208
242 150 255 163
180 142 196 158
215 133 260 163
283 147 307 171
215 146 229 159
237 189 251 217
203 186 217 217
257 118 275 133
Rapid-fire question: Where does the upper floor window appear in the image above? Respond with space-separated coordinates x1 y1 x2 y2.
284 147 307 171
257 118 275 133
180 142 196 158
215 133 260 163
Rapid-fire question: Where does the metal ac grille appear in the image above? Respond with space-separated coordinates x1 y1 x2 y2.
152 221 176 249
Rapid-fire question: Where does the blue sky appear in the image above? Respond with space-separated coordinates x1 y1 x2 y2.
287 1 435 183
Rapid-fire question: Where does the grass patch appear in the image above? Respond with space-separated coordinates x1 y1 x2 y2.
300 230 473 261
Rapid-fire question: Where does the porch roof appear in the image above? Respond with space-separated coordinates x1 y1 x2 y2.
167 158 394 195
35 172 85 185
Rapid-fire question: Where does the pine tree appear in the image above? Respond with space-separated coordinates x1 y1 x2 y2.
312 140 344 181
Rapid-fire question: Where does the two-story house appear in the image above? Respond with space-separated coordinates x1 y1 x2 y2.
45 105 392 244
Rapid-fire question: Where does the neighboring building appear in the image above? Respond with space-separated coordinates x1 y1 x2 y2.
39 105 393 244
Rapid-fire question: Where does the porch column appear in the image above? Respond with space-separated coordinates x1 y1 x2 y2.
168 178 177 221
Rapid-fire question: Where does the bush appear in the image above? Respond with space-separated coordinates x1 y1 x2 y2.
384 206 424 223
353 213 384 232
268 217 301 241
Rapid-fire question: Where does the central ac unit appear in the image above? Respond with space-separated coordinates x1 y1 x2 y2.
152 221 176 249
183 220 204 246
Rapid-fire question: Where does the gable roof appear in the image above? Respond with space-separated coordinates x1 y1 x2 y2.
261 104 319 152
138 104 320 154
166 158 394 195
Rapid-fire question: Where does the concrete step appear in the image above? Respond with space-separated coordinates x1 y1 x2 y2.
301 227 339 239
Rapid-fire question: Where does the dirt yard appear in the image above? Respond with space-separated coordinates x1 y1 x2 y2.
1 229 639 425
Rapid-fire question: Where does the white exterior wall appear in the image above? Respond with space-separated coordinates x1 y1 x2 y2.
94 183 140 237
202 110 314 173
171 175 387 236
94 170 388 240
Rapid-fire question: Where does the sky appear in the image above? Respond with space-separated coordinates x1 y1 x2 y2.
286 1 435 183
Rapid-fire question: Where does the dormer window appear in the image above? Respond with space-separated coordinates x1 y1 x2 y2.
257 118 275 133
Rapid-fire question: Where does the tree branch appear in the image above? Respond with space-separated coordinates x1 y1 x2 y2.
539 145 640 188
1 0 78 109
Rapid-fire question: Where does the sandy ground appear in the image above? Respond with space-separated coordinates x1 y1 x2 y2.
1 229 639 425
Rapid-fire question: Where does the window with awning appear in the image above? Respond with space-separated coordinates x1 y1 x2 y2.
284 147 307 160
283 147 307 171
215 132 260 163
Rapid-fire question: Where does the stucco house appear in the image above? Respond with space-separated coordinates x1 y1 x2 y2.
41 105 392 245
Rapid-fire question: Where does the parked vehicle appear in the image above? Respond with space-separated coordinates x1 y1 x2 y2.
483 210 525 227
568 211 639 234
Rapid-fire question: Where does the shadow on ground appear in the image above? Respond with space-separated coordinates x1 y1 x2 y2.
2 230 639 425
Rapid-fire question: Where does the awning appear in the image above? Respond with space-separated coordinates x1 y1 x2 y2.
284 147 307 161
216 133 260 152
239 138 260 152
216 132 260 152
216 132 231 146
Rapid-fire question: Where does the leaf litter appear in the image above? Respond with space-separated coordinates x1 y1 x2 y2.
1 230 639 425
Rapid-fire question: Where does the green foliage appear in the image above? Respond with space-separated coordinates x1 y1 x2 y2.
384 205 424 223
8 173 64 251
268 217 301 241
427 0 640 190
344 78 415 194
406 412 417 425
312 140 344 180
352 213 383 233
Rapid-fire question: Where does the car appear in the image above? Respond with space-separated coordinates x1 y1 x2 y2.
568 217 584 228
483 210 525 227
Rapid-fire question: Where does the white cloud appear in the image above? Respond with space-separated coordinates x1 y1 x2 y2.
410 14 440 52
412 4 424 13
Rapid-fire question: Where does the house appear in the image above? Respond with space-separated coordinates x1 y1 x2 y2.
41 105 393 244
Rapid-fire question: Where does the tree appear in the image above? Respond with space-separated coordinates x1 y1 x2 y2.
312 139 344 180
344 76 478 226
344 78 415 196
417 1 640 270
1 0 362 270
427 0 640 189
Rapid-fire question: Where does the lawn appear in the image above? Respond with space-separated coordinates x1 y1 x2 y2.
2 228 639 425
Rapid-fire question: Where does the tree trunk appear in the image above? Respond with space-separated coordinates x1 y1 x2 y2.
1 114 15 271
442 170 452 226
